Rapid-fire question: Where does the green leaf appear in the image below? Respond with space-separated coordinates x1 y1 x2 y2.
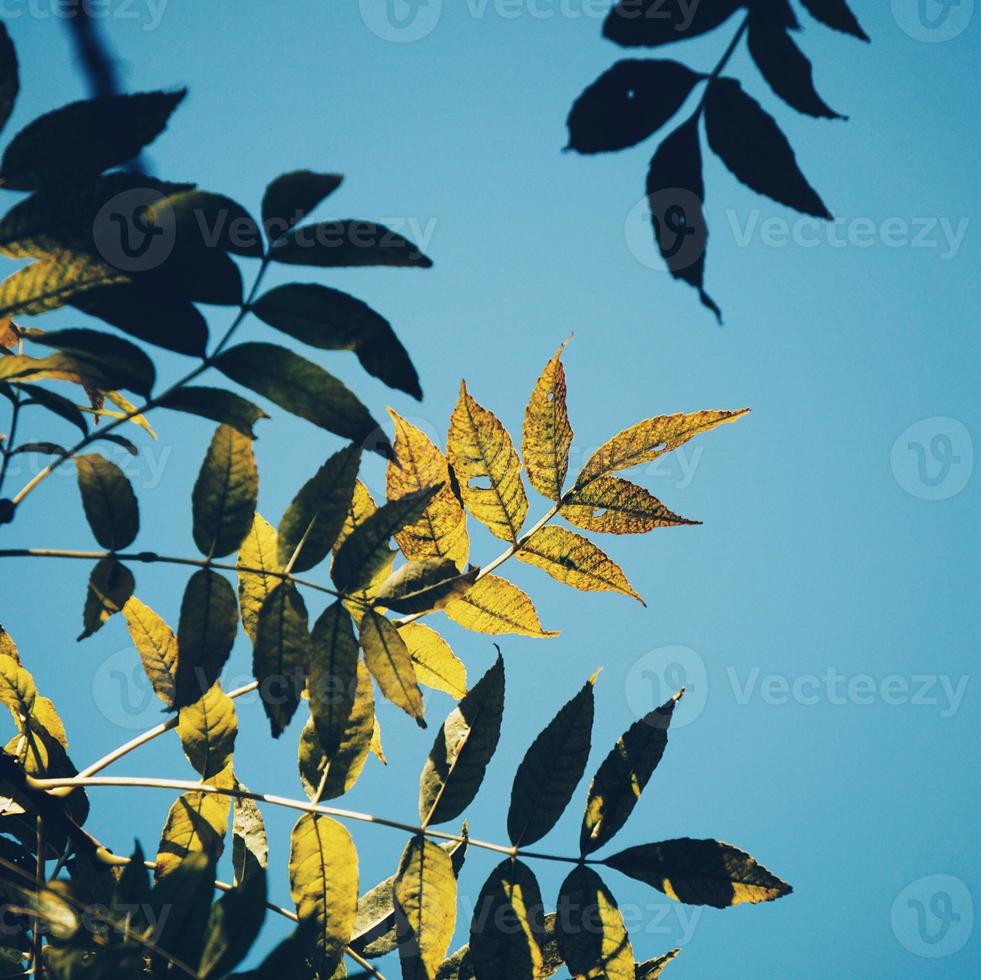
0 23 18 136
419 654 504 826
563 476 698 534
444 575 558 638
298 660 375 802
199 858 267 978
177 683 238 779
556 865 634 980
74 454 139 550
602 838 793 908
213 342 392 458
253 583 309 737
158 386 268 440
237 514 281 643
149 852 215 971
0 89 186 190
277 446 361 573
373 559 478 615
288 812 359 976
358 609 426 728
192 424 259 559
78 557 134 641
174 568 238 709
261 170 343 243
332 485 441 595
252 283 422 399
580 692 679 855
308 602 360 760
0 252 127 319
470 858 546 980
270 220 433 268
522 342 573 501
400 623 467 700
508 674 596 848
15 382 88 435
121 596 177 709
393 835 457 980
638 948 681 979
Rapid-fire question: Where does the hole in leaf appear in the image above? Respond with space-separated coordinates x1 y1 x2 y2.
468 475 493 491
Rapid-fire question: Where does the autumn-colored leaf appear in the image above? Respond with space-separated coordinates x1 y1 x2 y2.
374 559 478 615
121 597 177 708
522 343 573 501
155 765 234 877
237 513 281 643
400 623 467 700
0 252 128 319
359 609 425 727
443 575 557 638
176 683 237 779
78 556 134 640
563 476 697 534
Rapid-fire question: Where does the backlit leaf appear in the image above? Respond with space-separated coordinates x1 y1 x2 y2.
75 454 139 550
232 789 269 883
332 485 441 596
470 858 546 980
270 220 433 268
122 596 177 708
603 0 743 47
516 526 643 603
705 78 832 219
155 766 233 877
0 89 186 189
577 409 749 485
522 343 573 501
308 602 360 760
277 446 360 573
393 835 457 980
158 386 268 440
177 683 237 779
288 812 359 976
401 623 467 700
508 675 596 847
374 559 478 616
174 568 238 709
0 653 36 720
556 865 634 980
444 575 557 638
638 948 681 978
580 692 679 855
0 624 20 663
419 655 504 825
252 283 422 398
567 60 703 154
192 423 258 559
562 476 696 534
237 513 282 642
214 341 392 458
0 252 127 319
602 838 793 908
78 556 134 640
253 583 309 737
359 609 425 727
800 0 868 40
447 382 527 542
261 170 343 242
387 409 469 567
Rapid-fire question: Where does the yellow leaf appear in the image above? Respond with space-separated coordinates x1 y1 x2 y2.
332 481 396 615
122 596 177 709
522 342 573 501
78 557 134 640
562 476 696 534
387 409 469 567
104 390 156 437
400 623 467 700
237 514 282 643
577 409 749 486
0 251 128 319
446 381 527 542
374 558 478 615
359 610 426 727
155 765 233 877
516 526 643 604
0 653 36 722
444 575 557 638
370 715 387 764
0 624 21 663
177 683 237 780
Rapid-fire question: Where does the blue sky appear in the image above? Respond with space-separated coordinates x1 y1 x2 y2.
1 1 979 976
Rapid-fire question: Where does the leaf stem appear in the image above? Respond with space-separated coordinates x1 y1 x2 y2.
694 12 751 114
0 343 25 500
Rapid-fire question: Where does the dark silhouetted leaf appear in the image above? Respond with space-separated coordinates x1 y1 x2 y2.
308 602 359 760
122 596 177 709
508 674 596 847
373 559 478 615
0 24 17 136
79 557 134 641
748 17 842 119
646 117 718 320
359 609 426 727
95 432 139 455
149 852 215 970
581 692 679 855
16 382 88 435
213 342 392 458
604 0 744 47
639 948 682 978
253 583 309 737
0 252 127 319
557 865 634 979
174 568 238 709
603 838 793 907
161 189 263 258
800 0 868 40
277 446 361 573
74 453 139 550
0 90 186 189
567 59 703 153
419 655 504 825
261 170 343 243
270 220 433 268
192 424 258 559
158 386 268 439
469 859 546 980
252 283 422 399
199 858 267 978
563 476 697 533
705 77 832 218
